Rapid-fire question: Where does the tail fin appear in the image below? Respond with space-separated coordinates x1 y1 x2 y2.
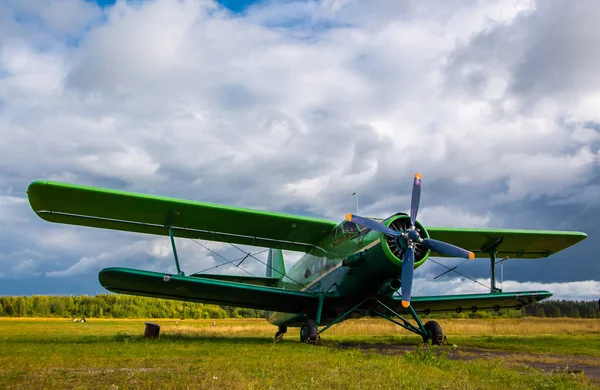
266 249 286 278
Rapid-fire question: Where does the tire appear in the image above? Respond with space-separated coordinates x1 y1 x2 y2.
423 320 443 345
300 319 318 343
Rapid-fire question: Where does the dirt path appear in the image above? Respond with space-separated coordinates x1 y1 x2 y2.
335 342 600 380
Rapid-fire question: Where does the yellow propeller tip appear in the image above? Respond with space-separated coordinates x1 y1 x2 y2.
345 213 352 221
469 252 475 260
401 300 410 308
414 173 422 180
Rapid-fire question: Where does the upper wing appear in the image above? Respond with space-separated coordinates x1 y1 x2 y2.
99 267 319 314
426 227 586 259
383 291 552 314
27 181 336 252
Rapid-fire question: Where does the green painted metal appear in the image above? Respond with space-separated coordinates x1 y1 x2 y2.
27 181 586 258
168 226 183 276
165 208 183 276
27 180 588 340
375 299 426 336
27 181 336 252
490 250 498 293
381 216 430 269
316 294 324 326
266 249 286 278
393 291 553 313
370 309 423 335
99 267 321 314
407 304 426 334
426 227 586 258
317 296 372 335
188 273 281 287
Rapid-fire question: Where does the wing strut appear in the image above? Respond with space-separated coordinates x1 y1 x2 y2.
480 238 504 293
166 208 184 276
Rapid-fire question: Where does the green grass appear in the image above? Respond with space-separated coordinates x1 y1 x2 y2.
326 334 600 358
451 335 600 357
0 319 597 389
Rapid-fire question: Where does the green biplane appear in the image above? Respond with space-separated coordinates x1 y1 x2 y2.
27 175 586 344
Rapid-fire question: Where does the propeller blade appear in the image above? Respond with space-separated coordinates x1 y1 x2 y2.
401 247 414 308
346 214 402 237
422 238 475 260
410 173 422 227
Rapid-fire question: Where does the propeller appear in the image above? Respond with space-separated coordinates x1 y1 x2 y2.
346 173 475 308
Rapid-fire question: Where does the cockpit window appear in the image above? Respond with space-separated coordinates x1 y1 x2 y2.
332 221 359 239
342 221 359 233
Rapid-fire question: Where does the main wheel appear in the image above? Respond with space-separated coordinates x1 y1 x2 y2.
422 320 444 345
300 319 319 343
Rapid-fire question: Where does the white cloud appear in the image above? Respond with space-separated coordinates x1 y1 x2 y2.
413 277 600 301
0 0 597 291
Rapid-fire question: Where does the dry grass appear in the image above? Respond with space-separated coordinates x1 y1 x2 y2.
4 316 599 337
331 317 600 336
156 317 600 343
1 317 598 389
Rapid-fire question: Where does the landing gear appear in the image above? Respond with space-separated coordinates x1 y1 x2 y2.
422 321 443 345
275 326 287 340
300 319 319 343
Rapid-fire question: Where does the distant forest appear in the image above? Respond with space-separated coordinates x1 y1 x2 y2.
0 295 598 319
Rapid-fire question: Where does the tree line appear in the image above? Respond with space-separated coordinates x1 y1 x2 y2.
0 295 264 319
0 295 597 319
421 299 600 319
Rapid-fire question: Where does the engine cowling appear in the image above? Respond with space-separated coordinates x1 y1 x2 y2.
381 214 430 269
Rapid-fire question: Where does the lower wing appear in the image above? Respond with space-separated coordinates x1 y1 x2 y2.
99 267 319 314
386 291 552 314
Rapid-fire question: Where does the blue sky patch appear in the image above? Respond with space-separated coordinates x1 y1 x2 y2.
90 0 263 13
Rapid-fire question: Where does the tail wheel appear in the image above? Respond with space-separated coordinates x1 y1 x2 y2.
300 319 319 344
275 325 287 340
423 320 443 345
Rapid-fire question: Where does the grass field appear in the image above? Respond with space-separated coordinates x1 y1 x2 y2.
0 317 598 389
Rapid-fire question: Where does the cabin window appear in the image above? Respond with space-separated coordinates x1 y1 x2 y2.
332 222 358 238
342 221 359 234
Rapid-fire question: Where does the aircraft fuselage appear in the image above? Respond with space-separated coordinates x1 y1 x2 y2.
266 214 430 327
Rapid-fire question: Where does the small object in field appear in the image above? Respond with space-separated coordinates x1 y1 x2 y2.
144 322 160 339
175 320 179 325
213 321 216 326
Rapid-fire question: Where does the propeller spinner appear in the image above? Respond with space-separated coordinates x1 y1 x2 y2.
346 173 475 308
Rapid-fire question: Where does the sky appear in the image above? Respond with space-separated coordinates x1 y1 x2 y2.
0 0 598 300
